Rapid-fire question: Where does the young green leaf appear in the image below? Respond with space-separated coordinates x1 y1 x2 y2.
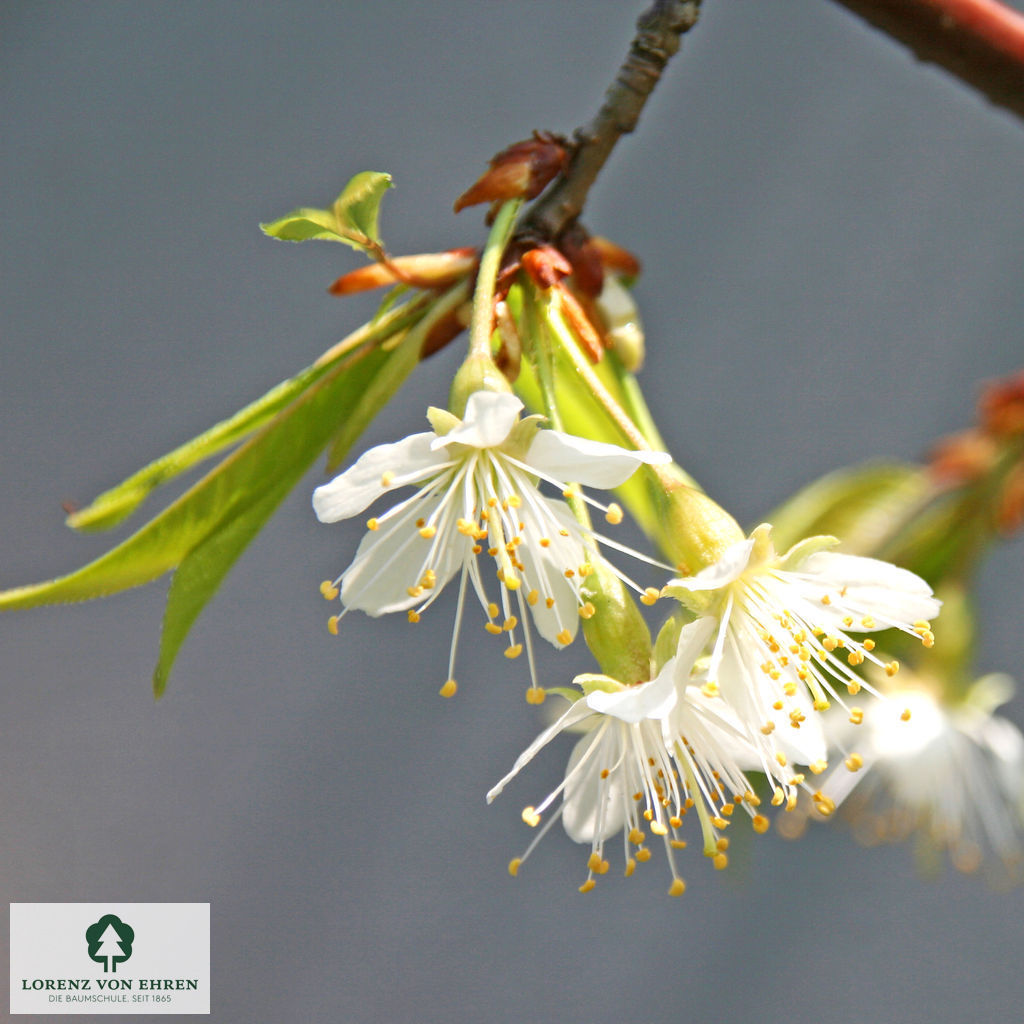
260 171 393 255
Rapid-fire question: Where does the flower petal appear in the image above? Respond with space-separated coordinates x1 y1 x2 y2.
562 727 628 843
526 429 670 489
431 391 524 451
313 432 445 522
586 662 678 723
665 537 756 594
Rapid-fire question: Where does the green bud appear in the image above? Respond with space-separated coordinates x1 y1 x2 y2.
448 353 512 417
580 559 652 684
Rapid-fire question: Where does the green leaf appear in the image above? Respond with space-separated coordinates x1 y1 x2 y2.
67 293 430 533
331 171 392 250
260 171 392 254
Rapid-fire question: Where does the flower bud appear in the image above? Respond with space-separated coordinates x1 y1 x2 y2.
454 133 569 213
595 274 645 372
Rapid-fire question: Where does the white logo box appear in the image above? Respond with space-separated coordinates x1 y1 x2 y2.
10 903 209 1015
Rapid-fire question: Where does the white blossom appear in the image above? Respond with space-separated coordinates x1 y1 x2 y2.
313 390 668 696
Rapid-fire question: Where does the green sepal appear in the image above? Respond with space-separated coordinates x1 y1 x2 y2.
778 533 839 571
572 673 622 696
260 171 393 254
543 685 585 703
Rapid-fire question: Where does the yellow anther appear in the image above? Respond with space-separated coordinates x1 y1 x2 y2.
439 678 457 698
670 839 688 850
821 593 832 605
365 517 380 532
578 602 596 620
713 853 729 871
847 650 865 666
849 707 864 725
538 537 551 548
407 585 423 598
504 644 523 660
669 816 683 829
809 760 828 775
527 590 539 606
407 610 421 624
522 806 541 827
628 827 645 845
642 809 654 822
650 820 669 837
845 753 864 772
701 681 720 698
327 616 340 636
545 597 555 609
760 721 776 735
504 576 521 591
487 603 500 618
913 620 931 631
636 848 652 863
789 709 806 727
668 878 686 897
813 699 830 712
785 792 799 812
578 563 594 578
563 568 575 579
457 518 475 536
716 837 730 852
720 803 735 817
776 751 788 767
624 858 637 878
380 471 395 487
525 687 546 705
813 794 836 817
847 680 862 695
771 788 785 807
508 858 521 877
789 773 806 786
863 638 876 651
711 816 730 830
578 879 596 894
901 708 912 722
418 525 436 539
885 660 900 677
485 622 503 635
587 852 604 873
752 814 770 834
502 616 518 631
319 580 339 600
556 628 573 646
641 587 660 606
507 494 522 508
605 502 624 525
783 682 798 697
920 630 935 648
822 637 838 652
421 569 437 589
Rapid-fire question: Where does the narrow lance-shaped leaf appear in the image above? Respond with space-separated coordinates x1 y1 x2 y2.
65 291 431 533
0 308 427 615
152 330 422 694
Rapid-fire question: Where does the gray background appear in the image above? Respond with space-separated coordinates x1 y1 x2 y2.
3 2 1023 1022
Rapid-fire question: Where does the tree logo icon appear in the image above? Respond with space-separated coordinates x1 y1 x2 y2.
85 914 135 973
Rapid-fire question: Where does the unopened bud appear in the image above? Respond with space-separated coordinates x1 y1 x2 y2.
448 353 513 417
454 133 568 213
595 275 645 372
657 468 745 575
328 247 478 295
979 370 1024 437
589 236 642 281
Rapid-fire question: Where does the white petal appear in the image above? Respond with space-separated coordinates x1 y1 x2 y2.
431 391 524 450
799 551 941 626
666 537 756 593
313 432 444 522
562 728 627 843
485 699 593 803
526 429 670 489
586 664 678 724
671 616 717 682
340 500 462 614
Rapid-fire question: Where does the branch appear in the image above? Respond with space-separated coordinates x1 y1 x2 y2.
828 0 1024 122
520 0 702 242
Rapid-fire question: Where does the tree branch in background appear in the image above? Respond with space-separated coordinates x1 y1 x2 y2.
520 0 702 243
829 0 1024 122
